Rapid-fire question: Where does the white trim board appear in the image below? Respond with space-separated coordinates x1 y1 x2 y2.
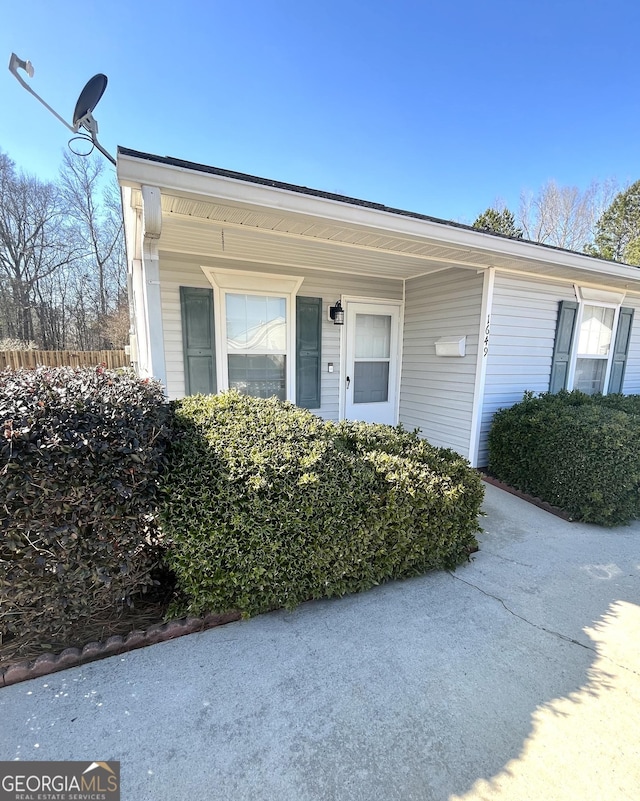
468 267 495 467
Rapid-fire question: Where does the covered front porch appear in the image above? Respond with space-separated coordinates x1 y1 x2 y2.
119 149 640 465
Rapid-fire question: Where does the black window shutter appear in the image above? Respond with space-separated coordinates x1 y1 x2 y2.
296 296 322 409
549 300 579 393
180 286 217 396
608 306 634 394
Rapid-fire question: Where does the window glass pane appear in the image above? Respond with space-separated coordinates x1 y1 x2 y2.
355 314 391 359
226 294 286 352
228 354 286 400
578 305 614 356
354 361 389 403
574 358 607 395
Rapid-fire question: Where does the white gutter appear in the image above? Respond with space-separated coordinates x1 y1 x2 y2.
117 152 640 286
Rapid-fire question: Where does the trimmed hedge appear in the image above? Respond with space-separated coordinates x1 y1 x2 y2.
488 390 640 525
0 367 170 643
161 391 483 617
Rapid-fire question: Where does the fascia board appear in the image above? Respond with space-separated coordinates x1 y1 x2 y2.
117 153 640 286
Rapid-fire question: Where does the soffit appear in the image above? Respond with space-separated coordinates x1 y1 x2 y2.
127 189 640 289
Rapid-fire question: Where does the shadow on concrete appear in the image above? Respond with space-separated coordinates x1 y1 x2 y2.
449 599 640 801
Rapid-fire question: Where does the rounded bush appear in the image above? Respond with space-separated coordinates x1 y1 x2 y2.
0 366 170 643
488 390 640 525
161 391 483 617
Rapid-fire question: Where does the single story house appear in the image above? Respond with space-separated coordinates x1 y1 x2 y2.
117 147 640 467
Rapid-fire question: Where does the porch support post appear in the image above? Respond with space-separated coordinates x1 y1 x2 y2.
468 267 495 467
139 184 167 392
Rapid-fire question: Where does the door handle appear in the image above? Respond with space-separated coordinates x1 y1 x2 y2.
346 375 350 389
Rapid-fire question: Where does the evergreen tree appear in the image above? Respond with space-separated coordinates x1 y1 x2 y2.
587 180 640 265
472 207 523 238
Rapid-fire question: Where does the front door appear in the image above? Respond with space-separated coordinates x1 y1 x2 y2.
344 301 401 424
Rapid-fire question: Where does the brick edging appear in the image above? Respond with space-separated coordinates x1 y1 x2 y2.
6 476 553 689
480 472 572 521
0 611 242 689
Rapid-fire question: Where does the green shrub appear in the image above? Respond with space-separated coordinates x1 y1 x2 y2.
488 391 640 525
334 419 485 572
161 391 483 617
0 366 170 642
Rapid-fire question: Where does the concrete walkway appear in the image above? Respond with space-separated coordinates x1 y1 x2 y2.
1 483 639 800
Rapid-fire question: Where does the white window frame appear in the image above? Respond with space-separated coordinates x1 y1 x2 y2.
202 267 303 402
567 299 620 395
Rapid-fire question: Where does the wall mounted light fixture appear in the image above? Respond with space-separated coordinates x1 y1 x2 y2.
329 300 344 325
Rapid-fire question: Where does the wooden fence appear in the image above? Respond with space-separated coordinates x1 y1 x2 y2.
0 350 130 370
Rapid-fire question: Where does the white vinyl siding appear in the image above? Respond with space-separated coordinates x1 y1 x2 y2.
158 253 402 419
478 273 576 466
399 268 483 459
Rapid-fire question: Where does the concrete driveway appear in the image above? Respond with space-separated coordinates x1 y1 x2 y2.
1 483 639 800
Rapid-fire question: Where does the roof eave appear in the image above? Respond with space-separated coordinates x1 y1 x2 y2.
117 148 640 285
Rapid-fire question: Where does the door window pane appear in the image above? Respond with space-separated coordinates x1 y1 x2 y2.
228 354 286 400
578 305 614 356
353 313 392 404
574 358 607 394
354 362 389 403
355 314 391 358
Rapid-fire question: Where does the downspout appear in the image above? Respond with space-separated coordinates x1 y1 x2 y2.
120 185 139 373
140 185 168 392
468 266 495 467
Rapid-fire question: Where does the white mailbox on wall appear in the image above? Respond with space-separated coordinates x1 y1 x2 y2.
435 336 466 357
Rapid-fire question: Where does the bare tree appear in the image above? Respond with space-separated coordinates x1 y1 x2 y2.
518 178 619 251
101 291 131 348
33 260 78 349
0 151 80 345
0 150 127 350
59 152 126 347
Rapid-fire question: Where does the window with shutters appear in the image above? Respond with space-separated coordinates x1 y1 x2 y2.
201 268 304 403
550 296 634 395
573 304 615 394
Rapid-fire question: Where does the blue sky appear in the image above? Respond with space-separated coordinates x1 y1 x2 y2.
1 0 639 223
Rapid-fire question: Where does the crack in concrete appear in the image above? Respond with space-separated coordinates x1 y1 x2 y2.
447 571 593 650
478 550 534 569
446 571 640 677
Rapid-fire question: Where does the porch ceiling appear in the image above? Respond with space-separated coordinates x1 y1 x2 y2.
127 189 640 291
